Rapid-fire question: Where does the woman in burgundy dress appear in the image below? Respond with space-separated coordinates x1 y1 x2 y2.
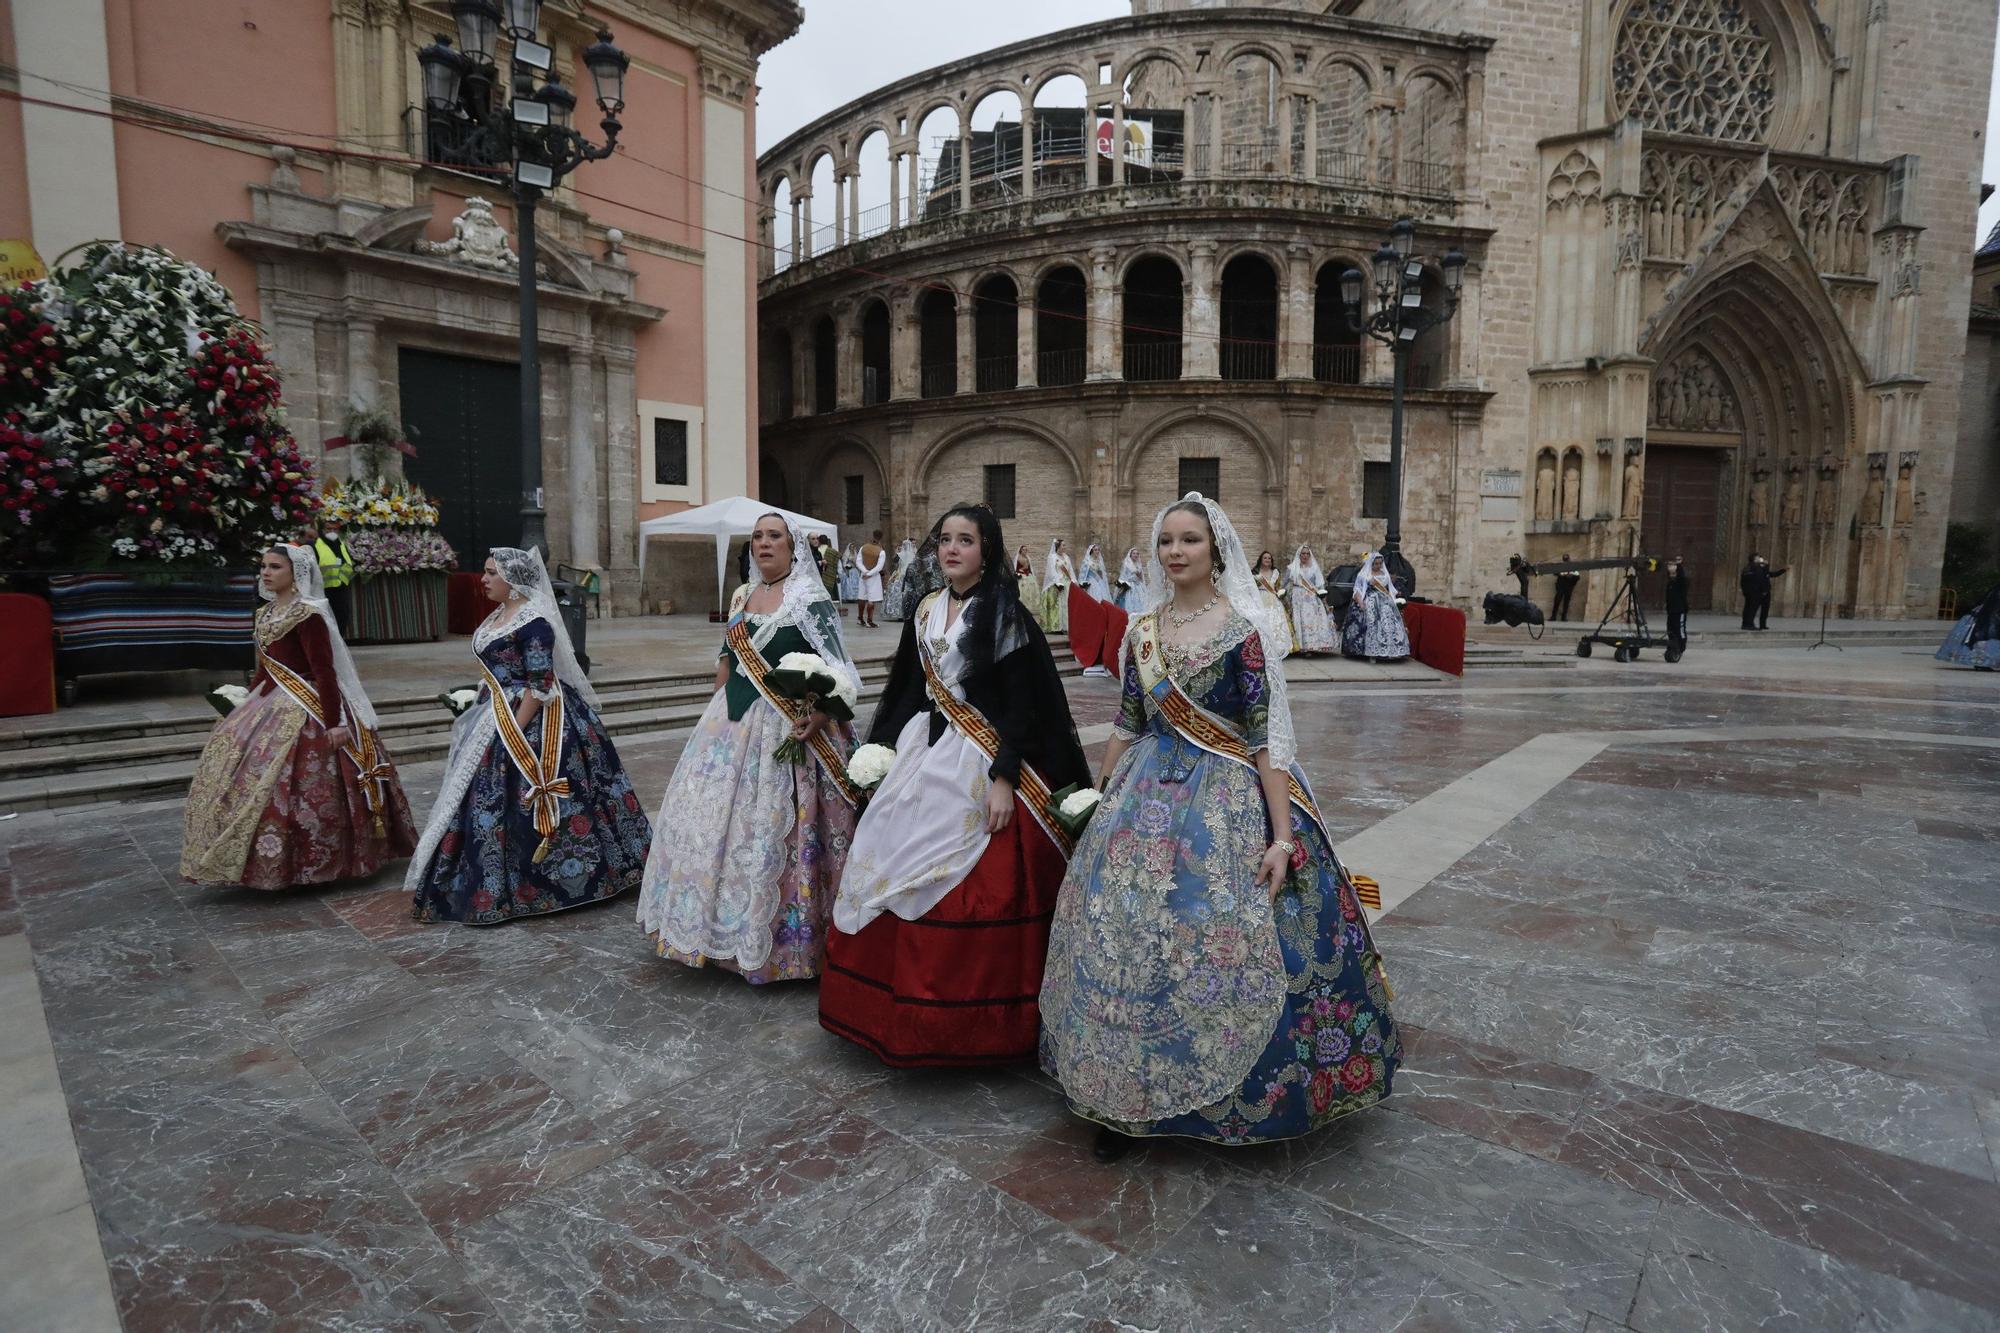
181 544 416 888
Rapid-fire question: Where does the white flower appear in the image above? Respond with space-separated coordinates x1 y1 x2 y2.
448 688 478 706
1058 788 1103 820
211 684 249 705
846 743 896 788
828 674 859 709
776 651 829 676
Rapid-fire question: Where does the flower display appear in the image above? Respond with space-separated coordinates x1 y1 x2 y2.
845 743 896 789
344 523 457 574
1052 783 1105 838
319 478 445 530
0 242 320 570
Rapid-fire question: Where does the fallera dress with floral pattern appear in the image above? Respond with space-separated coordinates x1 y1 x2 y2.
1039 610 1399 1144
409 613 652 924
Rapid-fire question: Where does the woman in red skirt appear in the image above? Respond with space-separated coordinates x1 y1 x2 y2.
822 504 1089 1066
181 543 415 888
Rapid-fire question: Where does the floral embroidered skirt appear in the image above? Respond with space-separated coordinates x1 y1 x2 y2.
1289 589 1337 655
1936 614 2000 670
180 687 416 890
410 691 652 924
1343 589 1410 660
1040 736 1398 1144
637 692 855 982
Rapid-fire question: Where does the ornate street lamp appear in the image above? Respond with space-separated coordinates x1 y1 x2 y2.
414 15 627 562
1342 218 1466 596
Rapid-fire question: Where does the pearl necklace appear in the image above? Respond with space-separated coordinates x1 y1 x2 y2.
1166 593 1220 629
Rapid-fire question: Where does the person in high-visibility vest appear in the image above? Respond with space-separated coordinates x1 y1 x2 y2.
304 520 356 637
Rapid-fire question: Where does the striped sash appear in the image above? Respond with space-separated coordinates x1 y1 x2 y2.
1129 614 1382 913
724 618 861 807
479 663 569 864
260 652 392 833
914 595 1073 857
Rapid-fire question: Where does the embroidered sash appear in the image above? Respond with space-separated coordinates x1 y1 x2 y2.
724 617 861 807
1129 614 1383 914
260 651 392 833
913 593 1074 857
479 662 570 864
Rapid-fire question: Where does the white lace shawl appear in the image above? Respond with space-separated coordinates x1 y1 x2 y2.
729 515 858 694
264 543 379 731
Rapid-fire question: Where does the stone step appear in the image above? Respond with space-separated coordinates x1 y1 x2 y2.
0 655 1087 815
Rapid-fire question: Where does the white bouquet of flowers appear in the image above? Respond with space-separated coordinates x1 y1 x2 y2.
845 743 896 791
767 651 857 763
1051 784 1103 838
438 686 480 717
207 683 250 716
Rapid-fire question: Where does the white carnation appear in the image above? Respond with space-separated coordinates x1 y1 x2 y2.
846 743 896 788
828 674 859 708
1058 788 1102 819
212 684 250 705
776 651 829 676
448 688 479 706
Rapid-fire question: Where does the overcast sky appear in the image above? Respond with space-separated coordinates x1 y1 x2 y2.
756 0 2000 245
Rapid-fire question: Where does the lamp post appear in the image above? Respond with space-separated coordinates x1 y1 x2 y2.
417 1 628 557
1341 217 1464 596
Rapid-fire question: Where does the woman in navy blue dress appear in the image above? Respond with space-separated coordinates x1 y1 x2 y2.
407 547 651 924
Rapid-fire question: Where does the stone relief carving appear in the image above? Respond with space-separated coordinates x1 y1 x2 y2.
1613 0 1776 143
1813 452 1841 527
1769 163 1876 276
1894 452 1916 526
1534 449 1557 521
1641 148 1750 262
1747 457 1771 527
1546 151 1602 214
1651 347 1741 431
1620 449 1642 520
418 198 517 272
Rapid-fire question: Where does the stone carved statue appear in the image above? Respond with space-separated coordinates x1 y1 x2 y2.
1620 451 1642 519
419 198 518 272
1862 455 1887 525
1780 462 1805 528
1747 466 1771 527
1894 454 1916 526
1534 451 1557 521
1560 451 1583 521
1813 457 1841 527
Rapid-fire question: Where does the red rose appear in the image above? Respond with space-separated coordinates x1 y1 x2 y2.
567 813 590 836
1339 1054 1376 1094
1308 1066 1337 1114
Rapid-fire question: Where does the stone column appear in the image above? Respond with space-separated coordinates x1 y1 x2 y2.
1110 98 1127 189
1302 94 1319 182
1020 102 1037 200
797 189 814 260
790 325 812 417
833 301 859 411
567 342 601 569
888 153 902 229
1186 241 1219 380
604 348 640 613
955 294 976 395
846 165 861 239
1087 404 1122 544
1282 243 1313 380
959 118 975 213
1088 245 1119 382
345 315 380 412
1017 292 1037 389
890 300 919 400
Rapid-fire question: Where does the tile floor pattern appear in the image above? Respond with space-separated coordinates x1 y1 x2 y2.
2 657 1998 1331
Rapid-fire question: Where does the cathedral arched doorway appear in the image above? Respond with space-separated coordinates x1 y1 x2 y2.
1640 252 1860 618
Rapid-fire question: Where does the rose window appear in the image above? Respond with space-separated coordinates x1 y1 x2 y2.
1613 0 1776 143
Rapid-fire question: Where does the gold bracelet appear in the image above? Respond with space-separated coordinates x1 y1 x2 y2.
1270 838 1297 856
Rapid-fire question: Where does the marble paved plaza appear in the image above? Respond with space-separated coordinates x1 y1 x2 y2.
2 641 1997 1331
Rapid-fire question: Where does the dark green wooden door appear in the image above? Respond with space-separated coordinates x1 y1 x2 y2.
398 348 522 568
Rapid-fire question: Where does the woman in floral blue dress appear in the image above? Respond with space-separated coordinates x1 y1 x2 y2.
407 547 652 924
1040 494 1398 1160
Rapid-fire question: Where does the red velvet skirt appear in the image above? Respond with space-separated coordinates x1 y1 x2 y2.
819 797 1067 1067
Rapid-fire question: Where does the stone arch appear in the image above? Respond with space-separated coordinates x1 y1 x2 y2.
1115 247 1185 285
813 436 891 547
1119 407 1281 551
1313 52 1376 92
1119 405 1280 492
1215 40 1291 77
1396 64 1463 100
917 416 1087 495
1113 46 1191 87
1029 66 1093 101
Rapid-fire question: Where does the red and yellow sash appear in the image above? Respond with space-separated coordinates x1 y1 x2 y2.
724 618 861 807
914 593 1074 857
480 663 569 864
260 652 393 835
1129 614 1382 913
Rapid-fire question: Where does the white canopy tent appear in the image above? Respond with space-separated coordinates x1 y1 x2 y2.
637 496 839 606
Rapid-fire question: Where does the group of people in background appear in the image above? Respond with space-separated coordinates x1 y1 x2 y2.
175 494 1398 1162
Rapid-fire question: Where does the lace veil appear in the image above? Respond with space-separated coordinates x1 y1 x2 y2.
1138 492 1297 768
736 515 858 694
1286 543 1326 593
266 542 380 731
491 546 599 707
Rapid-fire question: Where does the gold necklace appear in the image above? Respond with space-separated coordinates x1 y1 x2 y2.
1166 593 1219 629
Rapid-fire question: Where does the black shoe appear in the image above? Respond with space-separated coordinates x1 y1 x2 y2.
1091 1127 1134 1163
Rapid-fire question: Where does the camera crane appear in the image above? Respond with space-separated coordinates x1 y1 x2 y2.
1519 555 1675 663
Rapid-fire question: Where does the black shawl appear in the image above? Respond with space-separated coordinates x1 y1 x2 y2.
867 590 1090 793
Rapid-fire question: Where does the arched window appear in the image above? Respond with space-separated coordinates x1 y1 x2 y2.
860 300 891 405
1312 261 1361 384
1123 256 1183 382
813 315 838 413
1612 0 1775 143
919 289 957 398
1036 265 1087 387
1219 254 1278 381
974 275 1019 392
